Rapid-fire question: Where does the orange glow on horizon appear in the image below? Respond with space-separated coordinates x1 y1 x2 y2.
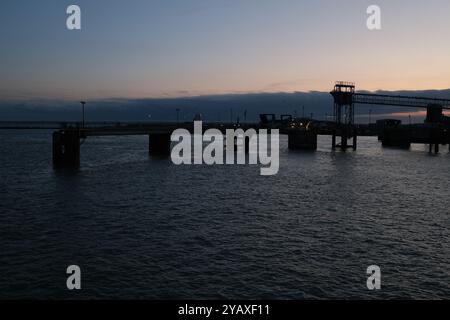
389 110 450 117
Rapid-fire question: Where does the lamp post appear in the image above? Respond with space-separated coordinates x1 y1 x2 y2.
80 101 86 128
176 108 180 125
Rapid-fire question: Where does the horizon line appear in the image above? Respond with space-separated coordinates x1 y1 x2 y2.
3 86 450 103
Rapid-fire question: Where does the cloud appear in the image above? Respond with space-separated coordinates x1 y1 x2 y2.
1 88 450 123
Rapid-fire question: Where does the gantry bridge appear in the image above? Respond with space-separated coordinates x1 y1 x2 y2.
353 92 450 109
330 81 450 151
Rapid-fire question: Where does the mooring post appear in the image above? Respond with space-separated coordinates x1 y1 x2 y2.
149 133 171 156
434 143 439 154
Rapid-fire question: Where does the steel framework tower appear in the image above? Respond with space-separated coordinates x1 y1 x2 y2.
330 81 357 150
330 81 450 151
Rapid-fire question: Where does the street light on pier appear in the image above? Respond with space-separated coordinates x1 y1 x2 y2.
80 101 86 128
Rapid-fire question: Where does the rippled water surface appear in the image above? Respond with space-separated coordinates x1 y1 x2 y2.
1 130 450 299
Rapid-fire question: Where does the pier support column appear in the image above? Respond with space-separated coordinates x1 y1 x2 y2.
149 133 171 156
245 136 250 154
380 127 411 149
428 143 440 154
52 130 80 168
352 133 357 151
331 126 357 151
332 132 336 149
233 136 251 154
288 130 317 150
340 133 348 150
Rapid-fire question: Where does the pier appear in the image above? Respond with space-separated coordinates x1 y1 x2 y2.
49 121 450 169
2 82 450 168
51 122 265 168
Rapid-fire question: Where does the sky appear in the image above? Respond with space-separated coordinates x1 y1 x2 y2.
1 0 450 102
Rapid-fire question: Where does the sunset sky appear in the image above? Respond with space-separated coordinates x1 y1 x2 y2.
2 0 450 100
